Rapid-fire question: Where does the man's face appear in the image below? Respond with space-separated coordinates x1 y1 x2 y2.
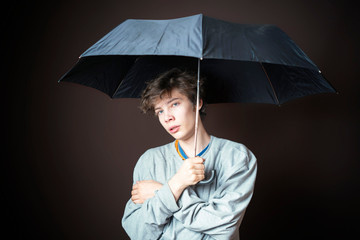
154 89 198 141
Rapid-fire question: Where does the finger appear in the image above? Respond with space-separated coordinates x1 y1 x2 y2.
132 184 138 190
131 195 139 202
194 169 205 175
131 194 139 201
132 198 143 204
190 174 205 184
195 173 205 181
188 169 205 175
141 180 154 183
131 190 138 196
192 163 205 170
190 157 205 164
187 165 204 173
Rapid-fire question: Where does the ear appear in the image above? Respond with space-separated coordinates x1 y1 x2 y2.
195 99 203 111
199 99 203 110
193 99 203 112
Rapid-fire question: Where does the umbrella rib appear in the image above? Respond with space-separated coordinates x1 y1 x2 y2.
112 79 124 98
259 62 280 105
111 57 140 98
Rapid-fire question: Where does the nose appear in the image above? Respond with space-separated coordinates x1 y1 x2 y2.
164 111 174 122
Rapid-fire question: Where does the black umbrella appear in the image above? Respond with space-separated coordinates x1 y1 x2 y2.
59 14 335 105
59 14 336 184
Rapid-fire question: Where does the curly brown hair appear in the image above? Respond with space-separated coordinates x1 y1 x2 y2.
140 68 206 116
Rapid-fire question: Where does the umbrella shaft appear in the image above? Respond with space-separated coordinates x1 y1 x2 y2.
193 58 201 157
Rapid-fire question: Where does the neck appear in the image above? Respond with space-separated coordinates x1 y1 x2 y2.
179 119 210 158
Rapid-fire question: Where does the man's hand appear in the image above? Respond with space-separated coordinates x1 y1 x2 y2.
131 180 163 204
168 157 205 201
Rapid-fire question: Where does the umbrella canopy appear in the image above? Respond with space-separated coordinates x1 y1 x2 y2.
59 14 336 105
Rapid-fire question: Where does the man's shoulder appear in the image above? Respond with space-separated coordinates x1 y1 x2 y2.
134 141 174 170
139 141 174 160
211 136 250 152
144 141 173 154
211 136 257 171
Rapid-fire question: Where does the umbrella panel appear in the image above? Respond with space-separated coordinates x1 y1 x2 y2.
60 55 336 105
201 59 278 104
113 56 198 98
111 56 278 104
263 63 337 104
113 56 305 105
59 55 137 98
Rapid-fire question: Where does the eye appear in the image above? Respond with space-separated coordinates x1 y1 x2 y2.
172 102 179 107
156 110 164 116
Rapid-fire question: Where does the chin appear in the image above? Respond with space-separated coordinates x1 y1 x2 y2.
176 134 193 142
168 132 180 139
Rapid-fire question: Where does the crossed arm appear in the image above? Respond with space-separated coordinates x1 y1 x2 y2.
131 157 205 204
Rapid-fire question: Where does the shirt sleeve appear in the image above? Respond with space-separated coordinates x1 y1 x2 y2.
173 148 257 240
121 151 180 240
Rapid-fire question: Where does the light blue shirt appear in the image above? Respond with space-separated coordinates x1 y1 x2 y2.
122 136 257 240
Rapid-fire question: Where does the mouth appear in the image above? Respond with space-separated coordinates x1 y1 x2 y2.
169 125 180 134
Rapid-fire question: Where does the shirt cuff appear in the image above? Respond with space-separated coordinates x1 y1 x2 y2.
156 182 180 213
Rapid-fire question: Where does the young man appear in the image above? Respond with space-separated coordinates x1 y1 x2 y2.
122 68 257 240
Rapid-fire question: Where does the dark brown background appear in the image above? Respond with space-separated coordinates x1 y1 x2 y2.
3 0 359 239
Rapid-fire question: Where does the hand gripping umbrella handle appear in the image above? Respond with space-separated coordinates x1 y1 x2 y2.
198 170 216 185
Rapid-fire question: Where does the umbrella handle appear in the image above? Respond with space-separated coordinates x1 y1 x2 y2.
198 170 216 185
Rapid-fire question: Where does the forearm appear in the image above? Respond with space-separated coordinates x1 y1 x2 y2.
168 174 187 202
173 188 247 240
122 200 166 239
173 159 257 239
122 183 180 239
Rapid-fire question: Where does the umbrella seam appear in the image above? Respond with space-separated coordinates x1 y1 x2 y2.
245 32 281 105
259 62 280 105
111 57 140 98
154 23 170 54
246 34 280 105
